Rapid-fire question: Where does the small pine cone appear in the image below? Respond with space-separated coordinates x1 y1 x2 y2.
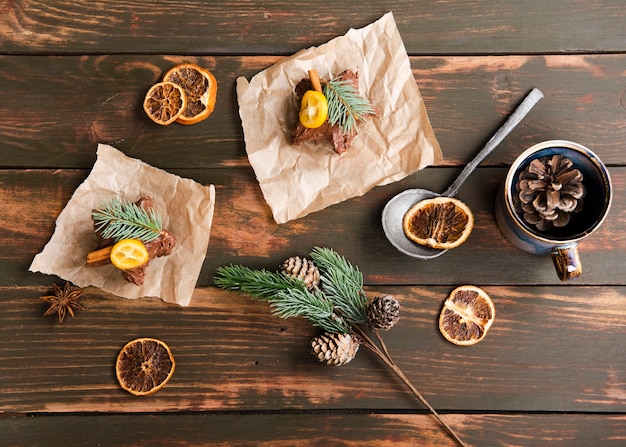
281 256 320 291
514 154 586 231
367 295 400 330
311 332 360 366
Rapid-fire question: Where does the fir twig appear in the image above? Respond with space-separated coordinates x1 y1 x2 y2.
214 265 350 334
92 198 162 243
215 265 305 298
323 77 375 134
310 247 368 324
214 251 469 447
272 288 349 333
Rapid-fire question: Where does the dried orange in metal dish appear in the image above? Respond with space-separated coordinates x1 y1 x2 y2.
116 337 175 396
143 81 187 126
439 285 495 346
402 197 474 250
163 63 217 125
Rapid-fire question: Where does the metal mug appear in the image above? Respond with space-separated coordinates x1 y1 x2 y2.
495 140 612 281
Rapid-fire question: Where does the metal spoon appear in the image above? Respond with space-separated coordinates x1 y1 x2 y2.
382 88 544 259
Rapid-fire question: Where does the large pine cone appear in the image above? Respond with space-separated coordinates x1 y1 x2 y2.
514 154 585 231
311 332 360 366
281 256 320 291
367 295 400 330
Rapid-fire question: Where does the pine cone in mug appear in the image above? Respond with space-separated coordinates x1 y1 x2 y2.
311 332 360 366
281 256 320 291
514 154 585 231
367 295 400 330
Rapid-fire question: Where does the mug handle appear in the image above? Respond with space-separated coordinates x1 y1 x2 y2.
551 245 582 281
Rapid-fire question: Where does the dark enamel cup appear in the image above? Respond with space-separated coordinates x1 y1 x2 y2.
495 140 612 281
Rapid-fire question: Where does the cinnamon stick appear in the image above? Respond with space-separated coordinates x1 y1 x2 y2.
308 69 323 93
86 245 113 264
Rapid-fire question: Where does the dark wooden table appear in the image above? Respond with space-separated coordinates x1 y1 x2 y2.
2 2 626 446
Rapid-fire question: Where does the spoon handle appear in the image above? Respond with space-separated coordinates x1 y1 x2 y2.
443 87 544 197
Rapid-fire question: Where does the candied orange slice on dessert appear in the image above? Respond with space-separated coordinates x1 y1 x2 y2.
143 81 187 125
109 239 149 271
299 90 328 128
402 197 474 250
163 63 217 125
116 338 175 396
439 285 495 346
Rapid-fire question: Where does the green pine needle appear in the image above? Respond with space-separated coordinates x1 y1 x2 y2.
310 247 368 324
323 77 375 134
271 288 350 333
92 198 162 243
214 264 350 333
214 264 306 298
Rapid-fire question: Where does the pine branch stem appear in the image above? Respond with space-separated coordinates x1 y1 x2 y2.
373 328 393 361
352 324 469 447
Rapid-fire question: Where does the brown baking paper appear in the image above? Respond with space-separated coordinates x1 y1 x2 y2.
236 12 442 224
29 144 215 307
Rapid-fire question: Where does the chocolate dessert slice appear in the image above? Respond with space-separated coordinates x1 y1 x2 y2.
291 70 376 154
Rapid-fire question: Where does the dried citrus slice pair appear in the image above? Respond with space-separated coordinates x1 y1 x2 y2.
144 63 217 126
116 337 175 396
402 197 474 250
439 285 495 346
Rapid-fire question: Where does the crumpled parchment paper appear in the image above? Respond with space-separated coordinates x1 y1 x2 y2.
29 144 215 307
236 12 442 224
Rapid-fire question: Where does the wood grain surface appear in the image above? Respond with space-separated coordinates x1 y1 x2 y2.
1 54 625 168
2 1 626 55
2 1 626 446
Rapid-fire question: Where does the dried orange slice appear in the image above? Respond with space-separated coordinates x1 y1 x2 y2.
439 285 495 346
143 81 187 126
402 197 474 250
109 239 149 271
163 63 217 125
116 337 175 396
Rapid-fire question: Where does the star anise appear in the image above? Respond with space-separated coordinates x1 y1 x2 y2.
40 282 85 322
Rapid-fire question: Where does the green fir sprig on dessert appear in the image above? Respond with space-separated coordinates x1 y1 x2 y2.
92 198 162 243
323 76 375 134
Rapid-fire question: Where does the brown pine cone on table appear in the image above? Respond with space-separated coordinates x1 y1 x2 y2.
311 332 360 366
367 295 400 330
280 256 320 291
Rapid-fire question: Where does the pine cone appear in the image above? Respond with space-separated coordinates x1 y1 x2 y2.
281 256 320 291
311 332 360 366
367 295 400 330
514 154 585 231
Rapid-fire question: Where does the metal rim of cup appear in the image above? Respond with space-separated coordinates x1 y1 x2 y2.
503 139 612 244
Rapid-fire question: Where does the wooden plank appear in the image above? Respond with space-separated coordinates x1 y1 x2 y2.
1 1 626 55
3 413 626 447
2 166 624 287
0 54 624 169
2 285 626 413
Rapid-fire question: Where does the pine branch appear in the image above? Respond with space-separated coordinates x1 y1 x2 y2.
214 265 305 299
92 198 162 243
215 253 469 447
270 289 350 334
323 78 375 134
214 265 350 333
310 247 368 324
